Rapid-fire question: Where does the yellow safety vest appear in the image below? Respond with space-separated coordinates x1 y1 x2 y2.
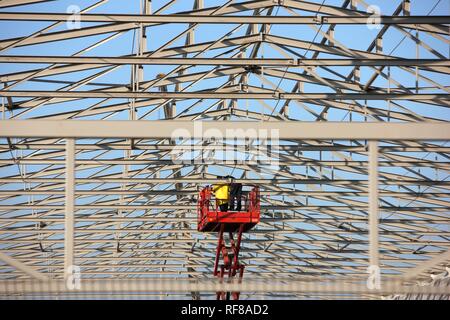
212 184 229 202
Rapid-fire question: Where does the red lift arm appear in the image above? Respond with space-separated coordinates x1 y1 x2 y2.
197 185 260 300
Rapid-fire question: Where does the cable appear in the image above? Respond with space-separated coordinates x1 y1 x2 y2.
388 0 442 56
268 0 327 119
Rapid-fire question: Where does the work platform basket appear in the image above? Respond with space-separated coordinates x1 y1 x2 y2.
197 186 260 232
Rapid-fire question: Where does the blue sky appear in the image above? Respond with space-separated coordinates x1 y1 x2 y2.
0 0 448 123
0 1 449 279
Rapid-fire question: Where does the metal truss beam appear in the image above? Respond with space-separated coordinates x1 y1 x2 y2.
0 13 447 25
401 248 450 280
1 56 448 67
0 0 51 8
1 91 448 101
0 251 49 281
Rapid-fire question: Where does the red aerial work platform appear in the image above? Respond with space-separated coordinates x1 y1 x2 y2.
197 185 260 300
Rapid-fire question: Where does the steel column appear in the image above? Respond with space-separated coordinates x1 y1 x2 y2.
64 138 75 280
369 141 379 268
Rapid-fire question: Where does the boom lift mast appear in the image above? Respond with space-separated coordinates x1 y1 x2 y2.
197 185 260 300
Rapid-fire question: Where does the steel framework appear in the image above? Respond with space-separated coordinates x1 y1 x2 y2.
0 0 449 300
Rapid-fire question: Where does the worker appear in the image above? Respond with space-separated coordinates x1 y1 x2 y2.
212 179 230 212
228 177 243 211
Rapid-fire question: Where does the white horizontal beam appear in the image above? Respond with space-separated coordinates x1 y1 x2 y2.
1 121 450 140
0 279 448 295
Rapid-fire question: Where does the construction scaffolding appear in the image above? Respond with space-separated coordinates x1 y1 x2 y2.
0 0 449 300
